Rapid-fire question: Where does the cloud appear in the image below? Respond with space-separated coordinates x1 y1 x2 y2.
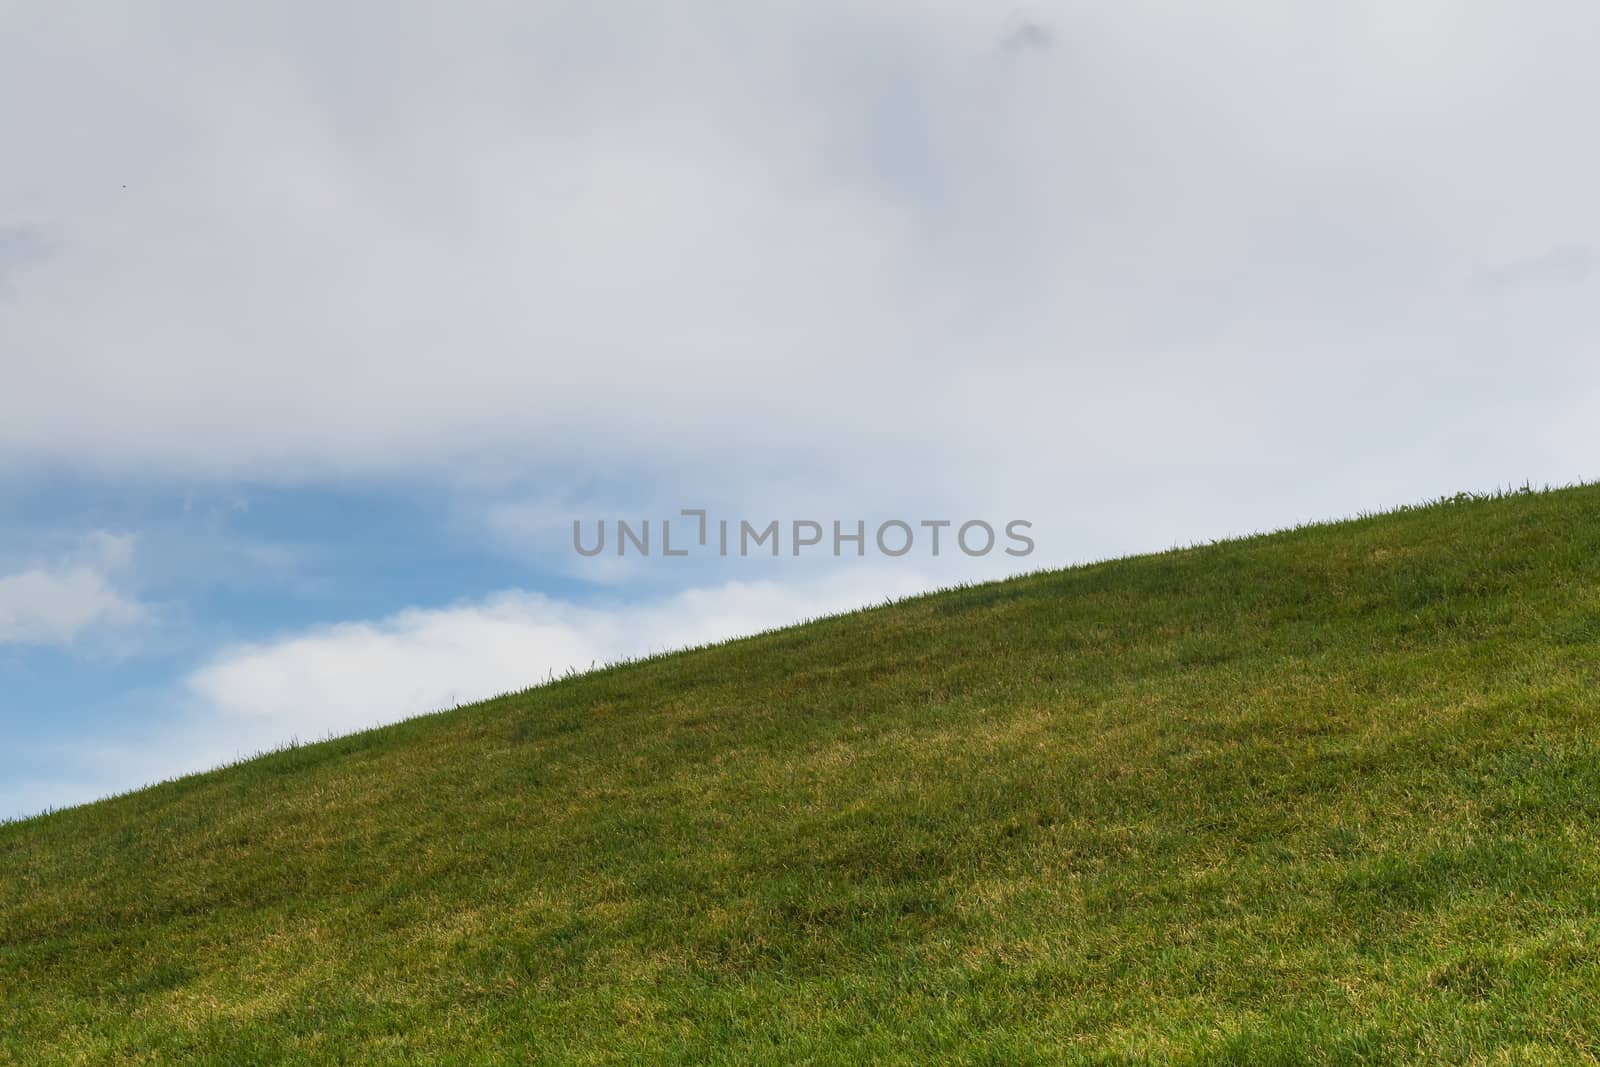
999 23 1053 54
184 568 933 737
1473 245 1594 291
1 1 1597 519
0 223 48 292
0 533 143 646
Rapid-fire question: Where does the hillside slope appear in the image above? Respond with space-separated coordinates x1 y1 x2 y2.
5 486 1600 1064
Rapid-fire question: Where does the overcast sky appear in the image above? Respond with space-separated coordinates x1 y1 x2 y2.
3 1 1597 819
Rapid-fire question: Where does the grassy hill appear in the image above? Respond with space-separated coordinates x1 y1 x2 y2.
6 485 1600 1064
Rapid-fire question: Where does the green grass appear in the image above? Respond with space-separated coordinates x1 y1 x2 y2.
6 484 1600 1064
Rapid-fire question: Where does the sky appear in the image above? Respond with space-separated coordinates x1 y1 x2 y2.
2 1 1597 820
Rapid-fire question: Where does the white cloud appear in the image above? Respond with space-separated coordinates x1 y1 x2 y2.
0 534 143 646
1 1 1595 522
184 568 933 740
0 222 48 292
0 567 142 645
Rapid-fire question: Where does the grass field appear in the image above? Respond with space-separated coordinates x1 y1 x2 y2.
5 484 1600 1063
